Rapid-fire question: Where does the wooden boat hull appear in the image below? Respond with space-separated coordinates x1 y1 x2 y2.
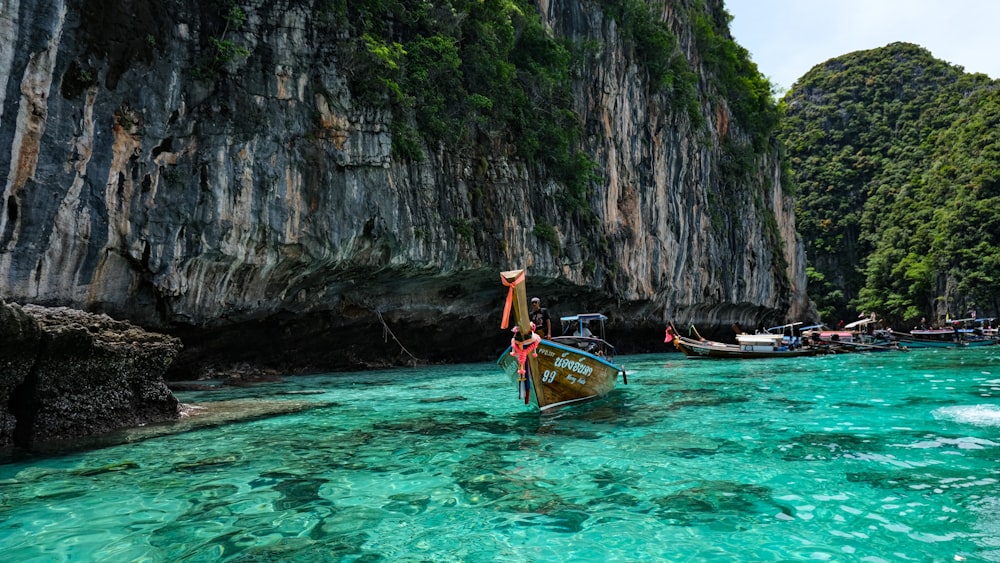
891 330 967 348
893 336 997 349
498 339 623 410
829 338 904 352
894 337 963 348
673 335 826 359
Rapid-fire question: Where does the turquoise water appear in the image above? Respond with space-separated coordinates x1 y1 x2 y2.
3 349 1000 562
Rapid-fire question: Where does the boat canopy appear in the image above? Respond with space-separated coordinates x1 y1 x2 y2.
560 313 608 323
764 322 803 333
559 313 609 337
843 318 878 329
738 333 786 343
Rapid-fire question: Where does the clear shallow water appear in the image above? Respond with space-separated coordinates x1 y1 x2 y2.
3 349 1000 561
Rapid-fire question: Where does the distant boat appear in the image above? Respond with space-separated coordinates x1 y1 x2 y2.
667 323 827 359
959 318 1000 347
801 318 902 352
981 318 1000 340
890 327 963 348
892 317 998 348
496 269 626 411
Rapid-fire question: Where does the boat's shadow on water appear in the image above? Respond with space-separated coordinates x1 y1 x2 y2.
522 390 666 436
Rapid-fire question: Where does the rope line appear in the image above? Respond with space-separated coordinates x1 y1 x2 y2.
375 309 422 364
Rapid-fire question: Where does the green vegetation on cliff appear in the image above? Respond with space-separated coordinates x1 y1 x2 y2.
328 0 599 208
326 0 778 201
780 42 1000 323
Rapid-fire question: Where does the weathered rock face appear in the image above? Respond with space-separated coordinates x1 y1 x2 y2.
0 300 181 449
0 0 814 375
0 300 42 444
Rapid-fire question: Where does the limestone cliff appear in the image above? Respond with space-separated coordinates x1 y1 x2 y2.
0 0 812 375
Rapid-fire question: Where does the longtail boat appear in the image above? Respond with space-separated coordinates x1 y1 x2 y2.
890 322 996 348
497 269 626 411
801 319 902 352
884 315 1000 349
666 323 828 359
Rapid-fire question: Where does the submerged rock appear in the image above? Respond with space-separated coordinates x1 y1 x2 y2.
0 300 182 449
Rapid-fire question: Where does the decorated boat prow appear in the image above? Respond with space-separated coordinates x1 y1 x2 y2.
497 269 626 411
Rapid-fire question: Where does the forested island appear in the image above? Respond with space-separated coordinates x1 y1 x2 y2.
781 42 1000 325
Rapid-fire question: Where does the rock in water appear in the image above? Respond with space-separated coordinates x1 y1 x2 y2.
0 301 42 446
0 300 182 449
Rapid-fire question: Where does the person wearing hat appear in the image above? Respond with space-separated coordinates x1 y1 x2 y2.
529 297 552 338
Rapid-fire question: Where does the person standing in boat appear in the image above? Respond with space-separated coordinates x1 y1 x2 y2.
530 297 552 338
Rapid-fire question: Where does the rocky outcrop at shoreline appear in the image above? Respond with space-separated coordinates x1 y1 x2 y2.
0 300 182 450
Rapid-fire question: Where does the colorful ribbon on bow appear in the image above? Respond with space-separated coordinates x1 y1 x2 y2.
499 271 525 329
510 328 540 404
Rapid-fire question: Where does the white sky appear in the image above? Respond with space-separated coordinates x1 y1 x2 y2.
725 0 1000 94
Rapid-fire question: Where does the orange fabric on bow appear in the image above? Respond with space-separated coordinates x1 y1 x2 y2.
499 271 525 329
510 332 541 375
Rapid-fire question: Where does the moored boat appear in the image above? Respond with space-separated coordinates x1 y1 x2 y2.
496 269 626 411
802 318 902 352
666 323 827 359
891 327 963 348
960 318 999 347
981 318 999 340
800 324 854 345
892 317 998 348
